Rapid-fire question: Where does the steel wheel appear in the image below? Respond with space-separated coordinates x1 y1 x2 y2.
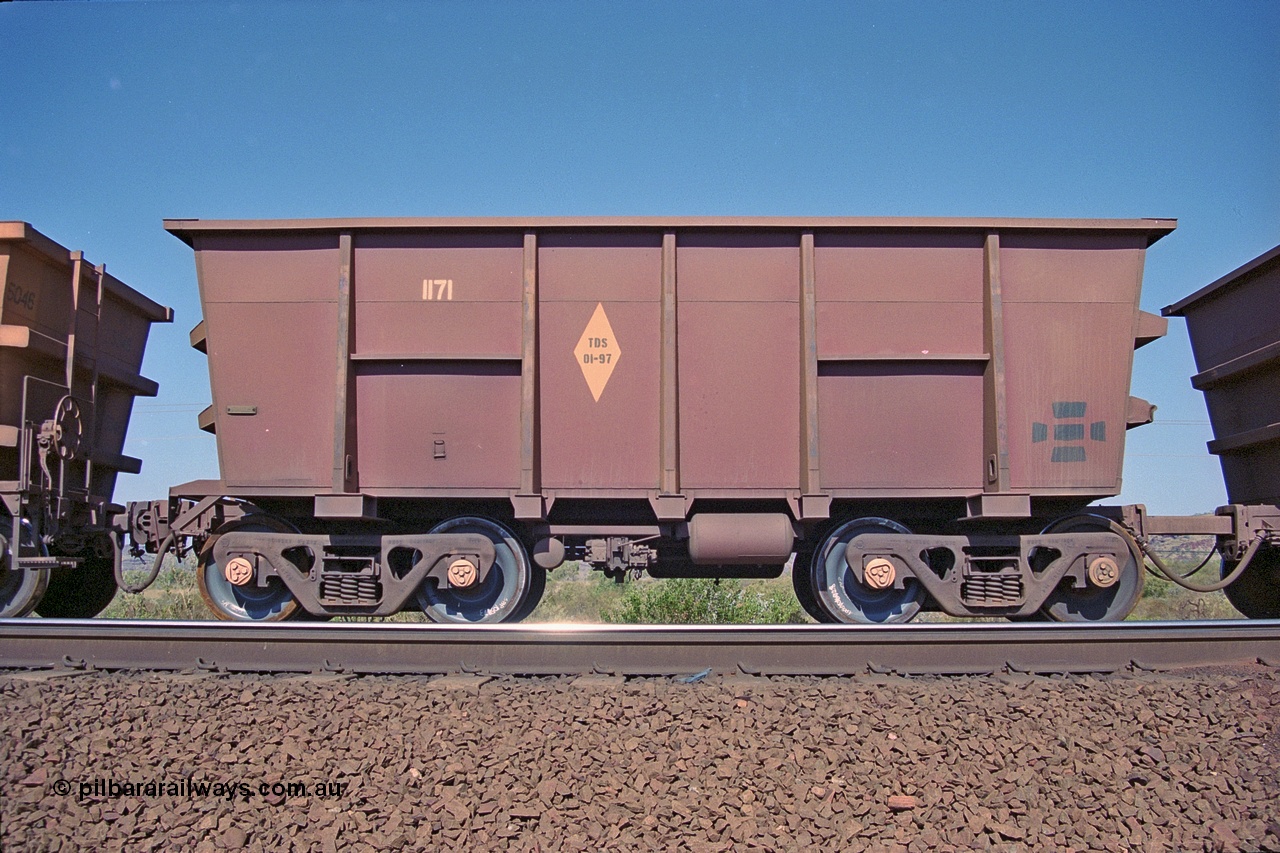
36 555 118 618
1038 515 1144 622
811 517 924 624
1221 544 1280 619
509 564 547 622
791 543 829 623
0 520 49 617
197 516 301 622
415 517 532 624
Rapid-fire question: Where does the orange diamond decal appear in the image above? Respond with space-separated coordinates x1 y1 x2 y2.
573 303 621 402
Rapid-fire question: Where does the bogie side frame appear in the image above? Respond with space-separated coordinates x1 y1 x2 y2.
121 493 1280 622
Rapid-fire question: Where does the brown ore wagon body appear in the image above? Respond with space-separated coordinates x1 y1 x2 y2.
1164 243 1280 618
0 222 172 618
161 216 1177 624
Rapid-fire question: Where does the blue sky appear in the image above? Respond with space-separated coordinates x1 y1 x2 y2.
1 0 1277 515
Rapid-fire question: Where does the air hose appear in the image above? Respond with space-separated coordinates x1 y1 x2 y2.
1047 513 1266 595
1120 524 1266 594
113 531 175 594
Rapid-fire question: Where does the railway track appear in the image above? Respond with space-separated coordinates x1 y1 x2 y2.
2 619 1279 677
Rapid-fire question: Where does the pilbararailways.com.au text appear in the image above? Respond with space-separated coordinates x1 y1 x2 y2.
53 777 350 803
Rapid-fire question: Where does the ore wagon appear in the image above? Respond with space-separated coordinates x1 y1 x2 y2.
1164 244 1280 618
0 222 172 617
149 216 1178 624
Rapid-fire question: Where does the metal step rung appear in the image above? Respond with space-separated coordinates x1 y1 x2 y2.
10 556 81 570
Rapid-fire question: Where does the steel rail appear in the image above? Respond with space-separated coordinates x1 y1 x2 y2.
2 619 1280 677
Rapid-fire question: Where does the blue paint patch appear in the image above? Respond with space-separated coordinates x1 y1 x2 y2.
1052 401 1087 419
1054 424 1085 441
1032 423 1048 443
1090 421 1106 442
1051 446 1086 463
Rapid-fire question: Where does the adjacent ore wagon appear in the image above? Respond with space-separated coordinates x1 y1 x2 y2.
0 222 172 617
1164 244 1280 619
143 216 1182 624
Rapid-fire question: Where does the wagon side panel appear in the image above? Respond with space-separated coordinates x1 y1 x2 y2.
537 231 661 491
195 233 339 489
676 231 800 491
1000 232 1149 496
814 231 986 491
351 231 523 491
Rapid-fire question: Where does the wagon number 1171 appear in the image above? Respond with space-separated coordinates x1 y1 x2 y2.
423 279 454 300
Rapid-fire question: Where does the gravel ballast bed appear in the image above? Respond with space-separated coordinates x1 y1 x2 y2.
2 666 1277 852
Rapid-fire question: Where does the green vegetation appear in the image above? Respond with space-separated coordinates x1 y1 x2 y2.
100 553 208 620
1128 557 1238 621
604 576 808 624
526 562 626 622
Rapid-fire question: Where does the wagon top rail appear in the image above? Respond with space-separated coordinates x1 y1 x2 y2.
0 221 173 324
1163 243 1280 317
164 215 1178 245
